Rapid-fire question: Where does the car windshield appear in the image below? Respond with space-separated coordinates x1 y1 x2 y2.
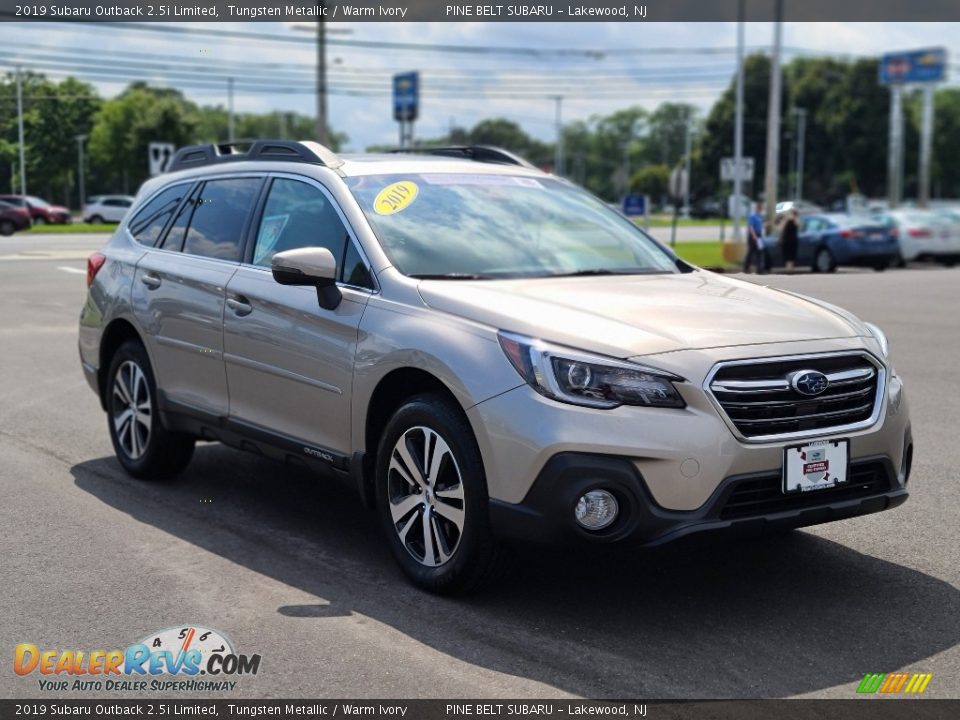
346 173 678 279
26 196 50 208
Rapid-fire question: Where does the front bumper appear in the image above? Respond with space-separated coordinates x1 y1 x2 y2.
489 452 910 546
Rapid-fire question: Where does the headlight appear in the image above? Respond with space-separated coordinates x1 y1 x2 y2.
497 331 686 409
864 322 889 358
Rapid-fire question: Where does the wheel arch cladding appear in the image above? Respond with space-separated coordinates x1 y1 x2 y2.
98 319 146 410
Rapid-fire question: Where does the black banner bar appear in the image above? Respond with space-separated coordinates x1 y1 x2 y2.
3 0 960 22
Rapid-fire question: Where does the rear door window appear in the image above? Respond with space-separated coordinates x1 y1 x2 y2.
181 177 262 262
128 184 193 247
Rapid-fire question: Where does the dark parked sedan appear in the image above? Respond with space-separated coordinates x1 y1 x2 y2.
0 194 71 225
762 213 898 272
0 200 33 235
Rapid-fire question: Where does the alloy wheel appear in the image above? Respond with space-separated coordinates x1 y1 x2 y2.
112 360 152 460
387 426 465 567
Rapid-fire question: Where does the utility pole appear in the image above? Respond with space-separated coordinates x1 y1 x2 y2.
730 0 745 252
918 85 934 207
75 135 87 211
227 77 235 141
552 95 564 176
16 65 26 196
316 12 328 145
794 108 807 202
887 85 903 208
683 110 693 218
763 0 783 230
622 142 631 199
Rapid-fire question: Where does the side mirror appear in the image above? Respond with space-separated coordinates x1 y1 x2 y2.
271 247 342 310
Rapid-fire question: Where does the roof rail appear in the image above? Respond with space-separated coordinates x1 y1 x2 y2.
167 139 343 173
388 145 538 170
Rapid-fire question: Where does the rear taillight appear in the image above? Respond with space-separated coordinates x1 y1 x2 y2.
889 228 899 239
908 228 932 238
840 229 863 239
87 252 106 288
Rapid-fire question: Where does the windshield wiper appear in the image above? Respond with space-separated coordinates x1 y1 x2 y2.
409 273 495 280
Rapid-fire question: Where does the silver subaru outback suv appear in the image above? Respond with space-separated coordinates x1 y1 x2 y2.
79 140 913 592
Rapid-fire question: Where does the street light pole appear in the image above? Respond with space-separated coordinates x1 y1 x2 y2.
552 95 564 177
16 65 27 196
75 134 87 212
794 108 807 202
316 11 328 145
227 77 235 141
763 0 783 230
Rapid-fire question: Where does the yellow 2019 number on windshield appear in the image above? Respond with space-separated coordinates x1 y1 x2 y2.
374 181 419 215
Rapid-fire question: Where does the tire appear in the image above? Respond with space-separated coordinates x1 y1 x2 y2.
88 215 103 225
375 393 500 594
33 216 46 226
813 247 836 273
896 253 907 269
0 220 14 236
105 340 194 480
874 262 888 272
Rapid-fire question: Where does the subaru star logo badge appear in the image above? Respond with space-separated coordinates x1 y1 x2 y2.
791 370 830 396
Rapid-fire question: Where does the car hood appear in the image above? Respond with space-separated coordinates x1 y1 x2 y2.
417 270 867 358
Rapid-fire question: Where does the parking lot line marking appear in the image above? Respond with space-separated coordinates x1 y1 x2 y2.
57 266 86 275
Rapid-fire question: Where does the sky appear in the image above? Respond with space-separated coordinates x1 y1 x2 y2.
0 20 957 150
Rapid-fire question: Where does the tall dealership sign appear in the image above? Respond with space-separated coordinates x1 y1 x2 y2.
879 48 947 208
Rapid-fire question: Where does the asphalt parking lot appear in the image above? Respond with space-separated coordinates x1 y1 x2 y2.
1 234 958 700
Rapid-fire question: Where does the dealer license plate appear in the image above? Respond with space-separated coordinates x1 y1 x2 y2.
782 439 849 493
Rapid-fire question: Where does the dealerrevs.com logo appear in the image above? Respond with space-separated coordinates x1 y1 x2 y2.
14 625 261 692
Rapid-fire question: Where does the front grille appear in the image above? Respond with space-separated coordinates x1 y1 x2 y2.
708 353 882 439
720 461 890 520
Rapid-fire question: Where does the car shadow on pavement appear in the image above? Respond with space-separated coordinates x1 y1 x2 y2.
72 445 960 699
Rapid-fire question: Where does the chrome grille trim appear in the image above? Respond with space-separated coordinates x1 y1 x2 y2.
703 351 886 443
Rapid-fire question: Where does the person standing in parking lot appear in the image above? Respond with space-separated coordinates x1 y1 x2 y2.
780 208 799 271
743 202 766 273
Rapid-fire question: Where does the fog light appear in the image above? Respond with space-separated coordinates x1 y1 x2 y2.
575 490 619 531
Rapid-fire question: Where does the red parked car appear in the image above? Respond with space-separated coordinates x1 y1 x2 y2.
0 200 32 236
0 194 71 225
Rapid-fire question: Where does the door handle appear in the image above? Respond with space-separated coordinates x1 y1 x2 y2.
140 273 161 289
226 296 253 317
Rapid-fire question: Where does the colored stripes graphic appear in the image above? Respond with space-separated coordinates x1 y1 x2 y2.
857 672 933 694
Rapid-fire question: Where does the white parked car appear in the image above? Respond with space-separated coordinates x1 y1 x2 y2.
83 195 135 224
881 210 960 265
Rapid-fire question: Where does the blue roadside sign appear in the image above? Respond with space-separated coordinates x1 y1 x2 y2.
879 48 947 84
623 194 646 217
393 71 419 121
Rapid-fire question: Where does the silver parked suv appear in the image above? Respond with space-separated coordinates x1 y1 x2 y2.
79 140 913 592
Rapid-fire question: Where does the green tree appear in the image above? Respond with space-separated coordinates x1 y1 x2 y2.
630 164 670 201
931 88 960 198
0 72 100 206
88 83 197 195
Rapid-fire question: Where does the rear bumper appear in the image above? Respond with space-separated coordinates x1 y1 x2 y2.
489 452 910 547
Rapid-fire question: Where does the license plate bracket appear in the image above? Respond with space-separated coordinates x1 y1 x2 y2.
782 439 850 494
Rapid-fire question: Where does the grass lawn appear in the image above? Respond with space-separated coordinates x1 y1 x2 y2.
27 223 115 234
642 216 725 228
669 241 738 269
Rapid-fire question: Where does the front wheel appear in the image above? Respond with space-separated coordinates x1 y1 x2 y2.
0 219 14 236
88 215 104 225
106 340 194 479
375 393 500 594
